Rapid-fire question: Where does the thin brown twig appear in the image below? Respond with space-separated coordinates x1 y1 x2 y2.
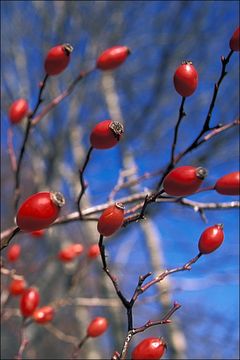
140 253 202 295
98 235 129 308
1 265 24 280
15 318 29 360
157 49 234 190
31 68 95 126
44 323 79 345
170 96 186 166
119 302 181 360
71 334 89 359
14 74 49 210
77 146 93 218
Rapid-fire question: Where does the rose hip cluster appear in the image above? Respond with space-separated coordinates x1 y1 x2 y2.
4 26 239 360
19 287 54 325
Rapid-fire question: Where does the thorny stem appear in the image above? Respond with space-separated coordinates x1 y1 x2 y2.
119 302 181 360
140 253 202 294
77 146 93 218
157 50 234 190
98 231 200 355
14 74 49 210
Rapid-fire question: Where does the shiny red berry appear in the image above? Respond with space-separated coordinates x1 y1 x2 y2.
90 120 124 149
131 337 167 360
58 246 76 262
229 27 240 52
215 171 240 195
71 243 84 255
8 99 29 124
7 244 21 262
31 229 45 237
163 166 207 196
87 244 100 259
96 46 130 71
20 288 40 317
9 278 26 296
87 317 108 337
44 44 73 76
173 61 198 97
198 224 224 254
16 191 65 232
97 203 125 237
32 306 54 324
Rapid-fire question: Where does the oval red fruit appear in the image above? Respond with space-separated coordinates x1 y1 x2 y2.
7 244 21 262
87 244 100 259
33 306 54 324
132 337 166 360
97 203 125 237
20 288 40 317
215 171 240 195
9 278 26 296
58 246 76 262
96 46 130 71
58 243 84 262
69 243 84 256
163 166 207 196
87 317 108 337
16 192 65 232
173 61 198 97
31 229 45 237
198 224 224 254
90 120 124 149
44 44 73 76
8 99 29 124
229 27 240 52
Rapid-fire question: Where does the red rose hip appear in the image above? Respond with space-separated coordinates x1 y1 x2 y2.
44 44 73 75
90 120 124 149
69 243 84 256
58 246 76 262
20 288 40 317
31 229 45 237
97 203 125 237
229 27 240 52
163 166 208 196
33 306 54 324
174 61 198 97
96 46 130 71
8 99 29 124
132 337 166 360
87 244 100 259
87 317 108 337
16 191 65 232
9 278 26 296
215 171 240 195
7 244 21 262
198 224 224 254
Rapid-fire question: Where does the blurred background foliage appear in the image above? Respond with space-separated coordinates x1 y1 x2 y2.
1 1 239 359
